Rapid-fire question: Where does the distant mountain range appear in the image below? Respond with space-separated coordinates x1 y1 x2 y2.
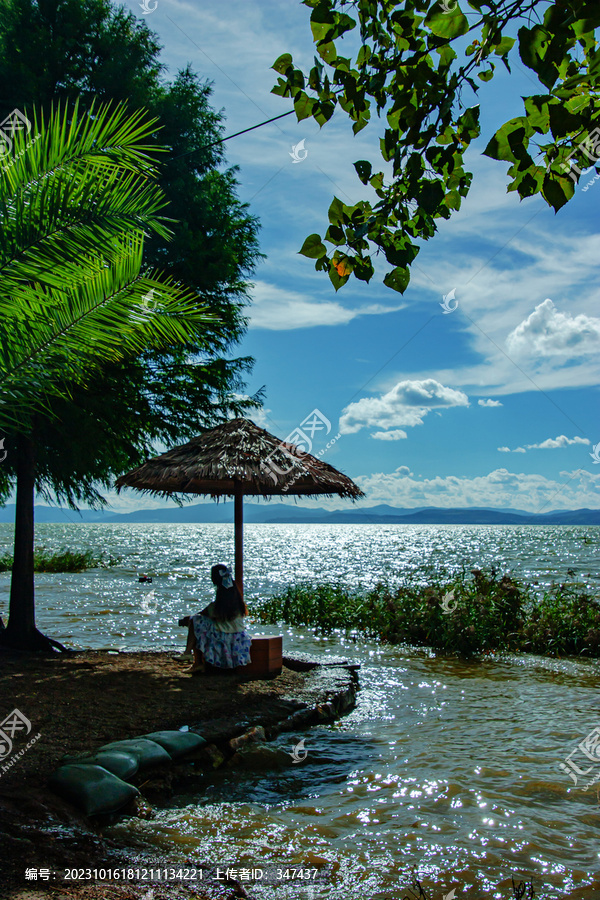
0 502 598 526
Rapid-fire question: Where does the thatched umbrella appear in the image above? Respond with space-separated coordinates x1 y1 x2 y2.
115 418 364 595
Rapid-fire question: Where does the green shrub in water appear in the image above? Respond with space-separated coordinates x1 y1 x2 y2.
0 548 118 573
258 568 600 658
522 581 600 656
258 568 527 656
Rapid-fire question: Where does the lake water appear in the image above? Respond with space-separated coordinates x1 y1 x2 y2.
1 523 599 898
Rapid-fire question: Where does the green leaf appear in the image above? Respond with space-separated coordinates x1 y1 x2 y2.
317 41 337 65
325 224 346 245
272 53 293 74
444 189 462 209
353 257 374 282
518 24 557 89
357 45 372 68
313 100 336 126
352 111 371 134
418 179 445 214
328 196 346 225
424 7 469 40
294 92 314 121
493 37 515 56
0 96 219 428
513 168 545 199
436 44 457 67
383 266 410 293
354 160 372 184
311 20 332 43
478 68 495 82
542 173 576 211
483 118 531 163
523 95 551 134
299 233 327 259
565 94 592 115
456 105 480 140
328 262 350 291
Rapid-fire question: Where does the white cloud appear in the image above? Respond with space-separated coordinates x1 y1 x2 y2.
248 280 405 330
396 465 413 476
499 435 591 453
478 399 503 407
397 224 600 394
371 429 408 441
526 435 591 450
352 467 600 512
340 379 469 435
506 299 600 358
248 406 273 429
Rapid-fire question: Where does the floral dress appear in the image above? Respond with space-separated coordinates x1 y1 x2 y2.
191 602 252 668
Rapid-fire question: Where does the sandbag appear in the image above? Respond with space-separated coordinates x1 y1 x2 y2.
49 764 139 816
97 738 171 768
71 750 139 780
141 730 206 759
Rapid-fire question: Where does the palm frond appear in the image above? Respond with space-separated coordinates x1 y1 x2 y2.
0 101 171 295
0 235 215 430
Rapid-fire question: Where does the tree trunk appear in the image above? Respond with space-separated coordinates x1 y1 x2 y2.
6 435 36 645
1 434 68 652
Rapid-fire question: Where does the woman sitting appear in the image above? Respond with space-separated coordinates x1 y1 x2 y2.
181 564 252 674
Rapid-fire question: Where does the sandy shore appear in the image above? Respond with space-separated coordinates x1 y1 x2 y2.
0 649 316 900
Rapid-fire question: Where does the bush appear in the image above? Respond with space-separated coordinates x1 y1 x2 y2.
0 548 118 573
257 568 600 658
521 581 600 656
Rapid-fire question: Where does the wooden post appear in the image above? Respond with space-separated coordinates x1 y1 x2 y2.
234 481 243 597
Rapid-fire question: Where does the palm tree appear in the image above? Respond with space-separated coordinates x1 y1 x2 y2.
0 101 215 651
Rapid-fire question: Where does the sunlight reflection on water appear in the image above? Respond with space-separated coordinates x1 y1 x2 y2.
2 523 599 897
0 523 597 651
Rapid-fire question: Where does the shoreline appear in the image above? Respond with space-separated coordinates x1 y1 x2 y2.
1 649 358 900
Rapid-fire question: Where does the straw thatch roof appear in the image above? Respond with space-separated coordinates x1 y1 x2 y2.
115 418 365 500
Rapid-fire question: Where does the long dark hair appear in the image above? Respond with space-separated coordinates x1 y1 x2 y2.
210 564 248 621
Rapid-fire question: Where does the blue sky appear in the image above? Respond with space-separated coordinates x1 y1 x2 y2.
110 0 600 514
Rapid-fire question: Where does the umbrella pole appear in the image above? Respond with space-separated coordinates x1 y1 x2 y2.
234 481 243 598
